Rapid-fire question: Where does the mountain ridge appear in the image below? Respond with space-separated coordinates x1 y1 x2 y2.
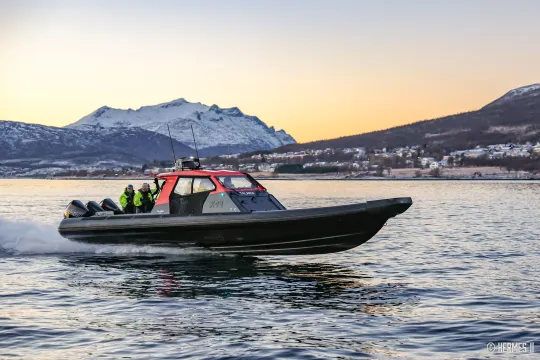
0 120 195 165
67 98 296 155
482 83 540 109
276 83 540 152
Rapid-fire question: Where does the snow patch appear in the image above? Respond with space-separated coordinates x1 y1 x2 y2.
486 125 530 134
425 129 471 138
504 84 540 98
484 83 540 108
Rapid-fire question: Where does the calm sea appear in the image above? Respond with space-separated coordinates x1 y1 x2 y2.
0 179 539 359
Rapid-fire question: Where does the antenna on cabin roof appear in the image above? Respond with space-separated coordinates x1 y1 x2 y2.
191 124 200 159
166 124 177 165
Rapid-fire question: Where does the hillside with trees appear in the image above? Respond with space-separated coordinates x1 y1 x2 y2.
277 84 540 152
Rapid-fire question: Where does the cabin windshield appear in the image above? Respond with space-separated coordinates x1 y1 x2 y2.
172 177 216 196
216 175 258 189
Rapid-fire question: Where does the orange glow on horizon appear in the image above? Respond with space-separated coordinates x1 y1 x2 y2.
1 1 539 143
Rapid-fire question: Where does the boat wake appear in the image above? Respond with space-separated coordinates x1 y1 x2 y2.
0 217 208 256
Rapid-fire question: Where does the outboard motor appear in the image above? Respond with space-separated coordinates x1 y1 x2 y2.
64 200 90 219
100 198 124 215
85 201 106 216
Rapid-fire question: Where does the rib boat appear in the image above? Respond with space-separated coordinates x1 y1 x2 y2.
58 159 412 255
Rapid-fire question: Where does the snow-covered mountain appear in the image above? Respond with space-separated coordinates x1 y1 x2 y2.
483 83 540 109
0 120 194 165
67 98 296 155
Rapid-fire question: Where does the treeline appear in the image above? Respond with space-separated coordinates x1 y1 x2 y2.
205 150 365 166
274 164 345 174
141 160 175 171
275 99 540 152
461 156 540 173
53 169 132 177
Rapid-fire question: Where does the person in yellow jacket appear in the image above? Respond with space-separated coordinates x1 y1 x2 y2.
134 179 160 213
119 184 135 214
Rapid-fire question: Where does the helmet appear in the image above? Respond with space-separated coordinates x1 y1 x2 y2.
127 184 133 189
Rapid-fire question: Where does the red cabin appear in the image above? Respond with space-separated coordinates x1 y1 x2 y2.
152 168 286 215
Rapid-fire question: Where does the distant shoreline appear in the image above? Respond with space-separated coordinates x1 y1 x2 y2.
1 176 539 181
1 165 539 181
259 177 540 181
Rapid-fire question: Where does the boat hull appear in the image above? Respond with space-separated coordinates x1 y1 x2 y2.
58 197 412 255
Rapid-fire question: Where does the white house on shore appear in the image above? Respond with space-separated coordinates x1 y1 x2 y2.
421 157 436 167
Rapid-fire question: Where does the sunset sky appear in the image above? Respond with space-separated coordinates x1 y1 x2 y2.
1 0 539 143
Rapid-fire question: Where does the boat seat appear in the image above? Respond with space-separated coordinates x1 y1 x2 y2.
170 191 211 215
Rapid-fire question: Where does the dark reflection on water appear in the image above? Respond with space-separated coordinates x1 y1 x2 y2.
63 255 413 314
2 180 540 359
34 254 416 359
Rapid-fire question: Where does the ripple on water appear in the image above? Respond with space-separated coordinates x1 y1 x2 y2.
1 180 540 359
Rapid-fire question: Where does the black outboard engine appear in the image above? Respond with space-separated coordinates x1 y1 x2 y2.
100 198 124 215
85 201 106 216
64 200 90 219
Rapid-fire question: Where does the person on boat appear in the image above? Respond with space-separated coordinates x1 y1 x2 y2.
223 177 234 188
134 179 160 213
119 184 135 214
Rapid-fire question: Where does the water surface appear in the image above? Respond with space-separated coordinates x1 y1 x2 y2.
1 180 539 359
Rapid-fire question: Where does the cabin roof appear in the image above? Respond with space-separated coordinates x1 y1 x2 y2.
156 169 245 178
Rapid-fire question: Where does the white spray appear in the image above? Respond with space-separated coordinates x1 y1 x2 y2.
0 217 208 256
